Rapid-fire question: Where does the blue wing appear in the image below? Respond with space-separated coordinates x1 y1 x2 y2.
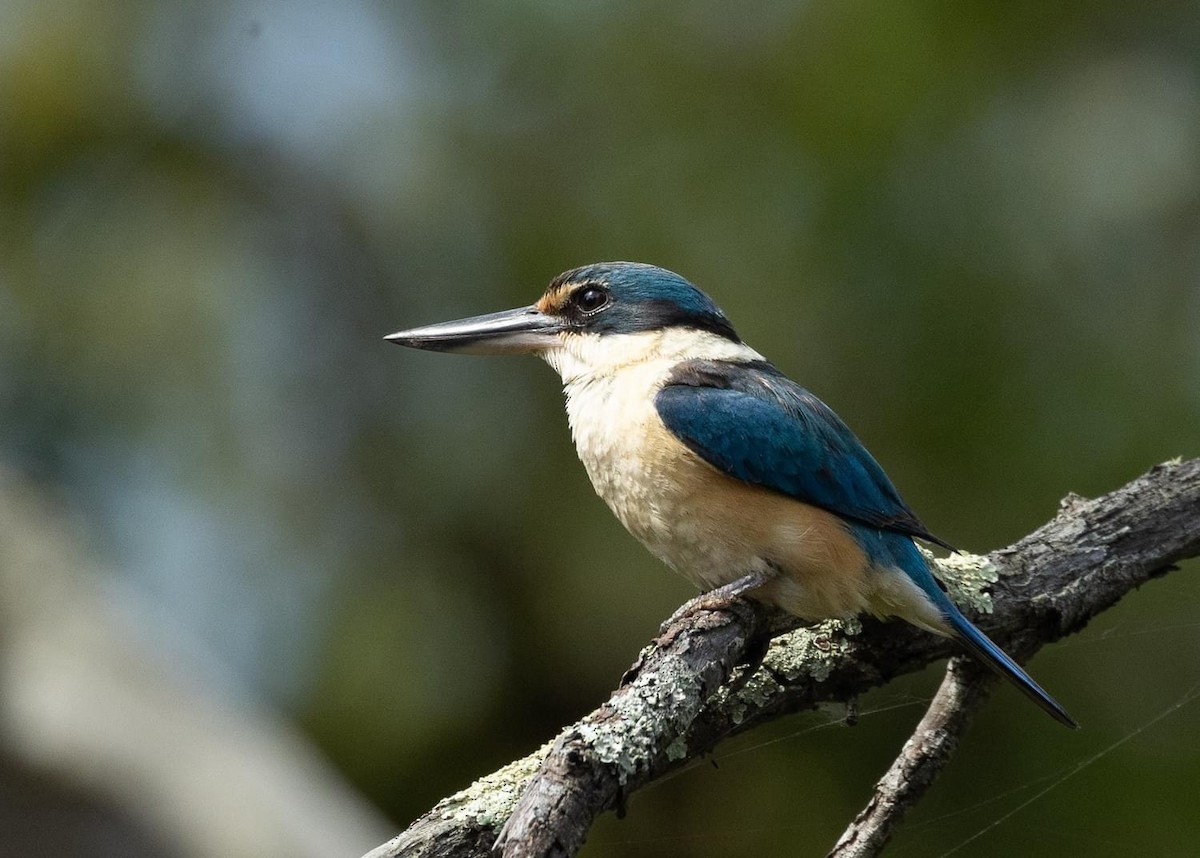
655 360 1081 727
654 359 952 549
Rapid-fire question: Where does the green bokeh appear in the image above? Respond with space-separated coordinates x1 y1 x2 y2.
2 1 1198 855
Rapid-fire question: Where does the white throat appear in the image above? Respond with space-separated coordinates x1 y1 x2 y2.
538 327 767 592
541 328 764 387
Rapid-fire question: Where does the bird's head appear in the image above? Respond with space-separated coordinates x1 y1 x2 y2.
386 262 747 379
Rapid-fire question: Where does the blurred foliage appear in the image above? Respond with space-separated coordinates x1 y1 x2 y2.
1 1 1198 855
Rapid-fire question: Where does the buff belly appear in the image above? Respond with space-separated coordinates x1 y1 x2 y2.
561 363 909 623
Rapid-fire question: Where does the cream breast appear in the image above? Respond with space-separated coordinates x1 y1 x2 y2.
538 328 915 622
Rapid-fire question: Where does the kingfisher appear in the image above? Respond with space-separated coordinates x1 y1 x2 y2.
386 261 1075 727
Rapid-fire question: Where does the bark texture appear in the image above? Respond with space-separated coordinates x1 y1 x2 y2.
365 458 1200 858
827 656 996 857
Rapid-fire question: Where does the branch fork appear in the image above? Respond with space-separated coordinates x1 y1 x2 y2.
366 458 1200 858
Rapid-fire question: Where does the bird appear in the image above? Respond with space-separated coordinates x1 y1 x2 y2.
385 261 1075 727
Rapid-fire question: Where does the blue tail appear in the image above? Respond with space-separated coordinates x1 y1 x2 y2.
861 528 1077 728
938 599 1077 727
912 560 1077 728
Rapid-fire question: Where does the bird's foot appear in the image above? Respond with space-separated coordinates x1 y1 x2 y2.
624 573 772 686
622 571 773 687
658 570 773 635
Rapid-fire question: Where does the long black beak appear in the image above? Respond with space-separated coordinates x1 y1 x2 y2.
384 305 564 354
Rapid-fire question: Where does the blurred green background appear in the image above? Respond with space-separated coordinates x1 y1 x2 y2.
1 1 1198 856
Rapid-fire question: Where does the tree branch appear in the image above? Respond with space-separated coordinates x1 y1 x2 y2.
827 656 996 858
364 458 1200 858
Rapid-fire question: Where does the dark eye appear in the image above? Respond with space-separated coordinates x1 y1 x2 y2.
575 286 610 314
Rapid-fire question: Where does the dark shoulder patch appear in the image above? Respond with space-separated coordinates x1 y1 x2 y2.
657 358 955 551
663 358 781 390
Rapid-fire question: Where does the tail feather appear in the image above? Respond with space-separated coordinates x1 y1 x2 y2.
942 605 1077 728
859 528 1076 727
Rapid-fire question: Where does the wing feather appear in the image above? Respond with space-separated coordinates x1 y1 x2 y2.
654 360 952 549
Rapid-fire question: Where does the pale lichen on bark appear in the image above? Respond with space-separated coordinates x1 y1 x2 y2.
579 647 715 783
712 618 861 725
366 458 1200 858
439 746 551 827
928 550 998 615
767 618 863 682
